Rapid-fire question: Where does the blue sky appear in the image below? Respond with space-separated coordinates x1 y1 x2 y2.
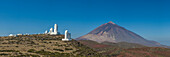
0 0 170 46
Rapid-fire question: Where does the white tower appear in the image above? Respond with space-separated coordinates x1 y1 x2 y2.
65 30 68 39
49 28 53 33
54 24 58 34
62 30 72 41
46 24 59 35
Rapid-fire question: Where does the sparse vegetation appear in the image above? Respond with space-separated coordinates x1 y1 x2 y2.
53 49 64 52
12 54 40 57
28 49 36 52
0 34 102 57
0 34 169 57
78 40 170 57
65 48 73 50
0 50 19 52
0 53 8 55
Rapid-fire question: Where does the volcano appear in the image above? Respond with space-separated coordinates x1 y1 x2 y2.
77 21 165 47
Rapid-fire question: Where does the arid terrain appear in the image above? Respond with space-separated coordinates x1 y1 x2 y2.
0 34 169 57
78 40 170 57
0 34 101 57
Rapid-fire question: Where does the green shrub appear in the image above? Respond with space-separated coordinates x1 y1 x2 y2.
53 49 64 52
12 54 40 57
0 53 8 55
0 50 18 52
28 49 36 52
65 48 73 50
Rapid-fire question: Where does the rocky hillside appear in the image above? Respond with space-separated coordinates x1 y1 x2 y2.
78 40 170 57
0 34 103 57
0 34 169 57
77 21 167 47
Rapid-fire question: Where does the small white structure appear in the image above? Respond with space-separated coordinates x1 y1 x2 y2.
24 33 30 35
9 34 17 37
49 28 53 33
45 24 59 35
44 30 48 34
17 34 23 36
62 30 72 41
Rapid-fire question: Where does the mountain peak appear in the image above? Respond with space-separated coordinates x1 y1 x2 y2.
108 21 115 24
77 21 164 47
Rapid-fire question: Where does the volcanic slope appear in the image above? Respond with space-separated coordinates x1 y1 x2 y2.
77 21 166 47
78 40 170 57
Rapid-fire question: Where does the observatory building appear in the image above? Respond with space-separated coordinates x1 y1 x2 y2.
62 30 72 41
9 34 17 37
45 24 59 35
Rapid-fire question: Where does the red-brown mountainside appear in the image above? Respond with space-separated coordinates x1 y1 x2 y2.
109 47 170 57
77 21 167 47
78 40 170 57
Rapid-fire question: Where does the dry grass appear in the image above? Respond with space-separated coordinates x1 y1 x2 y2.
0 34 101 57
